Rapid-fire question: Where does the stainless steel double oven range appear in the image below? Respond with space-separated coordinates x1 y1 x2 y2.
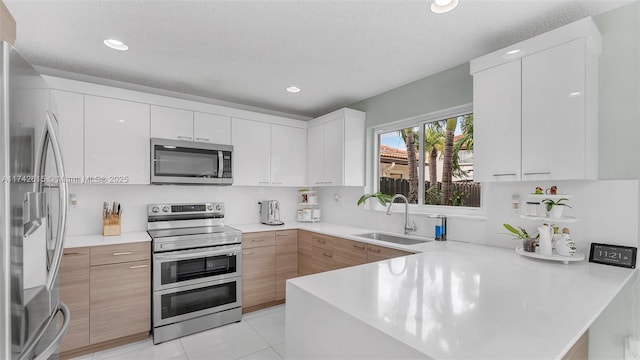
147 202 242 344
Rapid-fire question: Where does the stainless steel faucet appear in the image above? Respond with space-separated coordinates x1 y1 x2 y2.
386 194 417 235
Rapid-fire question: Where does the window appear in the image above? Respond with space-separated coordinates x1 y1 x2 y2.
376 106 481 208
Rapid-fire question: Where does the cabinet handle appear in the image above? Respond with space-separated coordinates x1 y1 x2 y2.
322 253 332 258
272 182 283 185
368 248 381 253
523 172 551 175
258 181 269 185
493 173 516 176
195 137 210 142
63 251 87 256
252 239 265 242
314 182 322 185
242 251 252 255
276 233 289 237
352 244 365 250
316 239 326 244
112 252 133 256
129 264 148 269
177 136 193 140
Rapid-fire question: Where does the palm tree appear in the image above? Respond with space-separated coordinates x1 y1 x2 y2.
399 128 418 203
452 114 473 179
440 117 457 205
424 122 444 187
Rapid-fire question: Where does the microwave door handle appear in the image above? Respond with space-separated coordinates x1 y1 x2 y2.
217 151 224 178
42 112 69 291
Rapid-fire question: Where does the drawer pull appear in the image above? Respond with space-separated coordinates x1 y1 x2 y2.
493 173 516 177
63 251 87 256
368 248 381 253
242 251 252 255
177 136 193 140
322 253 332 258
276 233 289 237
316 239 326 244
523 172 551 176
252 239 265 242
352 245 365 250
129 265 148 269
112 252 133 256
195 137 210 142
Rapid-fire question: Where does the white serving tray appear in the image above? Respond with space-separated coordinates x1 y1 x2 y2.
515 247 585 264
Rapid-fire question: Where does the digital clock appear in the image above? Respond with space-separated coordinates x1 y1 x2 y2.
589 243 637 269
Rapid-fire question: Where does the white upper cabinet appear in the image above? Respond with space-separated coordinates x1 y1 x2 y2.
150 105 193 141
151 105 232 145
84 95 150 184
194 112 231 144
473 60 522 183
271 125 306 187
50 90 84 179
307 108 365 187
471 17 601 182
232 118 271 186
232 118 307 186
521 39 590 181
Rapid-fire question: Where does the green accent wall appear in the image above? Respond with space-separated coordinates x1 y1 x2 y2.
350 2 640 181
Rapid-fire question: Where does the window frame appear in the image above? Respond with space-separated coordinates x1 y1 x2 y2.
372 103 486 218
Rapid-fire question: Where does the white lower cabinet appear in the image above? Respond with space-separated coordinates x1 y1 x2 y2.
232 118 307 186
84 95 151 184
50 89 84 179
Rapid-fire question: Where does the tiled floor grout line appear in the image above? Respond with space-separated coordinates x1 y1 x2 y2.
178 337 190 360
242 314 276 357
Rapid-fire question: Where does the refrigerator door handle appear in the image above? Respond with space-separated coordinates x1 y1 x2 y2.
38 112 68 291
17 302 70 360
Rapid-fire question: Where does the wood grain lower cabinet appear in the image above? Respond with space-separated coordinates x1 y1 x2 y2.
59 248 90 353
275 230 298 300
89 259 151 344
59 241 151 358
298 230 314 276
242 244 276 308
366 244 412 262
333 239 367 269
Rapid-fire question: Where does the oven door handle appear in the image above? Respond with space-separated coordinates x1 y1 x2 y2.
155 248 239 261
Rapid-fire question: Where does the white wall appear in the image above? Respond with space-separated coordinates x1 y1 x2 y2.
318 180 638 255
66 184 300 235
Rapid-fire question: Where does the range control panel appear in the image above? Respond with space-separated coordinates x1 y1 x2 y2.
147 202 224 216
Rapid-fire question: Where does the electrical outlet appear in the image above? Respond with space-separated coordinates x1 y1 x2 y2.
625 337 640 360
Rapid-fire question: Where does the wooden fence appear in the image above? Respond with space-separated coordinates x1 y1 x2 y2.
379 177 481 207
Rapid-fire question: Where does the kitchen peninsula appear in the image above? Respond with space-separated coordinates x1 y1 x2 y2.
285 239 636 359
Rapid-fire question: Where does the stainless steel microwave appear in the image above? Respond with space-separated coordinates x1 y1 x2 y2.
151 138 233 185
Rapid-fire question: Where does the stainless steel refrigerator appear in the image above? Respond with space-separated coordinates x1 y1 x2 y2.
0 42 70 359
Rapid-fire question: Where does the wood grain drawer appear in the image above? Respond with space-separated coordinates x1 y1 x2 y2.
311 233 334 251
366 244 412 262
333 239 367 269
242 231 276 249
89 260 150 344
311 246 334 273
90 242 150 266
275 230 297 239
60 248 90 352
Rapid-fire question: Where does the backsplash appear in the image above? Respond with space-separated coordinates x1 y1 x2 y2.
66 184 301 235
317 180 639 256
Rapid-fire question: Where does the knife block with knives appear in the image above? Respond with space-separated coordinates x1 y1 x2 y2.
102 201 122 236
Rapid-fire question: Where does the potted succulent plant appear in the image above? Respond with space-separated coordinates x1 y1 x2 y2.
503 224 536 252
542 198 572 219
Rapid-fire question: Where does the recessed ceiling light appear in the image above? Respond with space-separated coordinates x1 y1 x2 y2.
286 86 301 93
506 49 521 55
569 92 582 97
431 0 459 13
103 39 128 51
118 119 126 123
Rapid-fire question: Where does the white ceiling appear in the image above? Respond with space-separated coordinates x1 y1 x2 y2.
4 0 635 118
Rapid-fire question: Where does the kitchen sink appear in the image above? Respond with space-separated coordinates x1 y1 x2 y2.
355 232 429 245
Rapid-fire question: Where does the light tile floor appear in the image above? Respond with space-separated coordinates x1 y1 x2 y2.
71 305 286 360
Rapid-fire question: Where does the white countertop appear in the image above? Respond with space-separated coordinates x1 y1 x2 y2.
288 240 636 359
65 231 151 248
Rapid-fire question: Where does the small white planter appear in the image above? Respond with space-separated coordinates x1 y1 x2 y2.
549 206 565 219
